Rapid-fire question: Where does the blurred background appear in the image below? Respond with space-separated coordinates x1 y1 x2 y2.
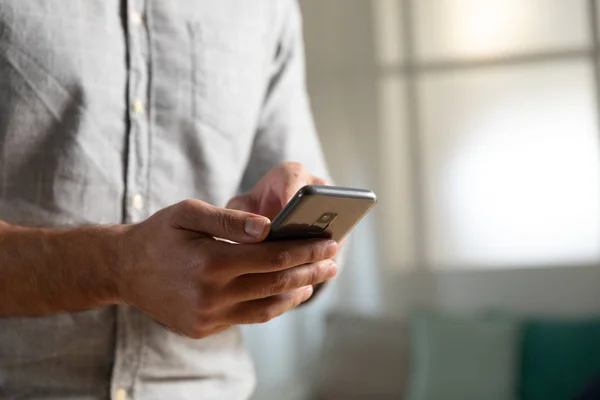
244 0 600 399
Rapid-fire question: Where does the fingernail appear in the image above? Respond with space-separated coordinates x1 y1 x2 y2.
324 240 338 258
325 262 338 279
245 216 269 238
302 285 314 299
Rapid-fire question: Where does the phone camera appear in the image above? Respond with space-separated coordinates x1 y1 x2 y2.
317 212 337 223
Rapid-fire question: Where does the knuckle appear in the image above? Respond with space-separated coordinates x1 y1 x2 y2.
257 306 278 324
194 313 212 331
197 290 222 312
255 311 270 324
189 324 208 340
178 199 197 215
199 266 222 286
175 199 204 225
199 254 221 279
281 161 303 173
279 162 305 184
191 309 218 337
189 331 205 340
270 250 292 270
216 211 238 236
309 264 323 284
201 249 229 272
270 273 291 295
314 177 327 185
200 251 216 268
308 243 322 262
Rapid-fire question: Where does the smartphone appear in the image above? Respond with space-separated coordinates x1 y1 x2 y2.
266 185 377 242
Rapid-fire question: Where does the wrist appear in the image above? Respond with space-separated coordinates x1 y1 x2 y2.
99 224 131 305
0 221 133 316
56 223 131 308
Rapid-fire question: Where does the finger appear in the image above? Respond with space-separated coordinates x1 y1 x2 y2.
311 176 328 186
280 172 327 204
207 324 232 336
227 260 338 301
215 238 338 275
275 162 313 206
226 194 255 213
277 171 328 212
227 286 314 325
173 199 270 243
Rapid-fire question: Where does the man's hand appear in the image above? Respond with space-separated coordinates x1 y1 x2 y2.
0 162 337 338
226 163 340 302
227 162 327 220
119 199 338 339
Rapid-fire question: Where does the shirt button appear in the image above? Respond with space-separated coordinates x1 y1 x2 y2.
115 388 128 400
132 100 145 114
132 194 144 211
131 12 144 26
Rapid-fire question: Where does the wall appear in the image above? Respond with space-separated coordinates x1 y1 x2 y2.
245 1 600 399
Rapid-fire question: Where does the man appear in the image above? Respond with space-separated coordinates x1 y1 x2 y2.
0 1 338 399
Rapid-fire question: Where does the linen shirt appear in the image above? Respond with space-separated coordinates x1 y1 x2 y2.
0 1 330 399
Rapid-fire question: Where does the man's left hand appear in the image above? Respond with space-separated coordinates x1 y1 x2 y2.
227 162 327 220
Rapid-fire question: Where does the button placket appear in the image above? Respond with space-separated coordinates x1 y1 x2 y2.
132 100 146 114
112 1 151 399
131 12 144 27
124 0 151 225
132 194 144 211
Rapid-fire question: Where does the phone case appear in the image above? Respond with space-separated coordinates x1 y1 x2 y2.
266 185 377 242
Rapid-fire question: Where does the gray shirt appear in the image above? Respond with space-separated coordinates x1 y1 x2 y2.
0 1 329 399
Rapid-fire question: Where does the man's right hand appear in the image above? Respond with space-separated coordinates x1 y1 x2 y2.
118 199 339 339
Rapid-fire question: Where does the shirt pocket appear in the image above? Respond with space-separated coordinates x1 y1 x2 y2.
189 20 268 140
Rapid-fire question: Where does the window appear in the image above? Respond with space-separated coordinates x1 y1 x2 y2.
300 0 600 270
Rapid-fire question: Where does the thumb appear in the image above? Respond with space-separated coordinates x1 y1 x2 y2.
173 199 270 243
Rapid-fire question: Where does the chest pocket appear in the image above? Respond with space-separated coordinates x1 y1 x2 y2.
189 19 268 140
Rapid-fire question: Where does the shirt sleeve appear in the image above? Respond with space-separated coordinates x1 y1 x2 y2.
238 0 332 192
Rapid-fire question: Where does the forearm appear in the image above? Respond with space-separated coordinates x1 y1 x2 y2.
0 220 124 317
